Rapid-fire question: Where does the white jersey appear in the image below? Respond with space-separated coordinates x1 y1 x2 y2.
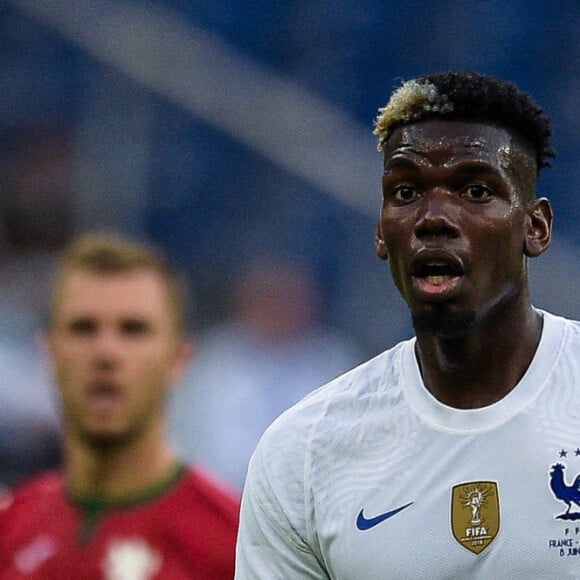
235 311 580 579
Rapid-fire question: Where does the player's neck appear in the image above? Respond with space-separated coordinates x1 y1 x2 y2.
64 423 178 498
414 303 543 409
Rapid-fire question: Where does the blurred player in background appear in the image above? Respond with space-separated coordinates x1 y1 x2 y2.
234 71 580 578
0 232 239 579
169 256 363 491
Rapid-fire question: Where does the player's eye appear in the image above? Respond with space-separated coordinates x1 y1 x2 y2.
68 318 97 335
463 185 492 201
393 185 418 202
121 319 151 336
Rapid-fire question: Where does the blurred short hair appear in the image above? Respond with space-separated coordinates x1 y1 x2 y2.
48 232 189 335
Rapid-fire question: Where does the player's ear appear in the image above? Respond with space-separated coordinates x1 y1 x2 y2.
524 197 553 258
375 223 388 260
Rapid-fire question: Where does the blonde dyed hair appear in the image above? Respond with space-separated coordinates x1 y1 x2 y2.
373 79 453 151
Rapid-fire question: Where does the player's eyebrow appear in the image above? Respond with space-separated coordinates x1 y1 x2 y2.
383 156 419 173
384 157 507 179
447 161 506 180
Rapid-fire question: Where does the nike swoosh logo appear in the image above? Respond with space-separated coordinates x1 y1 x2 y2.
356 502 414 530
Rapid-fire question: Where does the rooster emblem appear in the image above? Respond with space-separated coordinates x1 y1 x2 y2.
549 463 580 520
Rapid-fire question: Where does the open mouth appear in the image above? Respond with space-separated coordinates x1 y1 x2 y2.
410 254 464 300
86 382 123 413
414 262 462 286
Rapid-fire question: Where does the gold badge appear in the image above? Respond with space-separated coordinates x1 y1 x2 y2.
451 481 500 554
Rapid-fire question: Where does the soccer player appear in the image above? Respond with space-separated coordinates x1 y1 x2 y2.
0 233 239 579
234 71 580 578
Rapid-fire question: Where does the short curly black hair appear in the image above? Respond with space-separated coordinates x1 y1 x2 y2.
374 70 555 173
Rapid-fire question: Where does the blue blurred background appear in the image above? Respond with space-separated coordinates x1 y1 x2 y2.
0 0 578 487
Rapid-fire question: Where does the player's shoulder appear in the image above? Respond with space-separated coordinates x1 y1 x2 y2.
273 341 406 421
0 471 62 518
556 313 580 356
176 466 240 525
563 315 580 343
255 340 410 461
539 309 580 347
3 471 61 502
560 313 580 334
540 309 579 326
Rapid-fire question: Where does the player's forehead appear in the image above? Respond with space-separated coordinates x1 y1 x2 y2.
54 268 172 322
384 119 513 162
383 118 537 196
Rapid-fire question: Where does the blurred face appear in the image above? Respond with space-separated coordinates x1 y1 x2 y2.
376 119 548 338
46 269 190 447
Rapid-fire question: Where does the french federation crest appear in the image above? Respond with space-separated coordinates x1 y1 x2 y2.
549 462 580 520
103 538 161 580
451 481 500 554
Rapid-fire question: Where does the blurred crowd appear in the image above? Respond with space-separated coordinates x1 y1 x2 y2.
1 1 578 489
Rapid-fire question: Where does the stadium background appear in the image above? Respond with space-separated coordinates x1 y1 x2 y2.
1 0 578 358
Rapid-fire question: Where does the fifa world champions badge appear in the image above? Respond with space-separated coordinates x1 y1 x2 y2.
451 481 500 554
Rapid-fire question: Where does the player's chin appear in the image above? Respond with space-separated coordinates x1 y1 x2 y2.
79 425 135 450
411 308 477 339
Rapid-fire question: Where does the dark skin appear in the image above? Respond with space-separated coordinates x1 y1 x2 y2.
375 119 553 409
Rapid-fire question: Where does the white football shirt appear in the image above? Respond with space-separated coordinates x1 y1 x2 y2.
235 311 580 579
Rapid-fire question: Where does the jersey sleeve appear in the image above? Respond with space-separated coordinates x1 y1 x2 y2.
234 408 329 579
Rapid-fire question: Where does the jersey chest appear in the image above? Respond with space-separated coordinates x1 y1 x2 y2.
311 414 580 579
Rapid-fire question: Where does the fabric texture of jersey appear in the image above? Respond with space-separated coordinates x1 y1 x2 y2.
0 464 239 579
235 311 580 579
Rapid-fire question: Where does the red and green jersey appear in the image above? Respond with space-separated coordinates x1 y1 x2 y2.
0 463 239 579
